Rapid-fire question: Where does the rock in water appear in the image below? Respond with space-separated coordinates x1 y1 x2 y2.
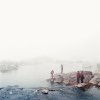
48 71 93 86
89 73 100 86
41 89 49 94
74 83 87 88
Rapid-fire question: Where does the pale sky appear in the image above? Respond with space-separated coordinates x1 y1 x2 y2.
0 0 100 62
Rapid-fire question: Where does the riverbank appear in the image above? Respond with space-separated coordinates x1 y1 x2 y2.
48 71 100 89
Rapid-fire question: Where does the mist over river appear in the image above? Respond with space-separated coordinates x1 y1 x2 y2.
0 59 98 88
0 59 100 100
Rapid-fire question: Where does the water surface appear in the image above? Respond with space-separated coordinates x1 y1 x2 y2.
0 62 85 88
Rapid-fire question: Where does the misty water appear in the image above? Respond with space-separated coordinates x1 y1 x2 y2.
0 61 100 100
0 62 84 88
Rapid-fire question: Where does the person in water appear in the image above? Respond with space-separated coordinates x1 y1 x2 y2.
77 71 80 84
61 64 63 74
80 71 85 83
51 70 54 79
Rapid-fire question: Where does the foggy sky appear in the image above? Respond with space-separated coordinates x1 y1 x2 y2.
0 0 100 62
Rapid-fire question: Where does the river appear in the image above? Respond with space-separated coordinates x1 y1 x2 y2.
0 62 100 100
